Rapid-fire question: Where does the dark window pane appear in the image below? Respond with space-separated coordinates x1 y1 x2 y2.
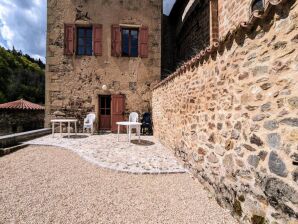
78 29 85 37
86 38 92 46
86 29 92 37
76 27 93 56
78 37 84 46
122 29 129 56
131 30 138 57
77 46 84 55
106 97 111 108
131 30 138 41
131 47 138 57
106 109 111 115
100 109 105 115
86 47 92 55
100 98 105 108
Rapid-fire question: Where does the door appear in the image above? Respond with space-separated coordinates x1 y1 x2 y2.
111 94 125 132
99 95 111 130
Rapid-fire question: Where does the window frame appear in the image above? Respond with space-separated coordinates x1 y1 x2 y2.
121 27 139 58
76 26 93 56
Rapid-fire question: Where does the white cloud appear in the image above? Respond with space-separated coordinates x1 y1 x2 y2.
0 0 46 62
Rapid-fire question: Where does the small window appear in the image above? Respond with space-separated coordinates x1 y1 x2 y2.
77 27 93 56
121 28 139 57
251 0 264 12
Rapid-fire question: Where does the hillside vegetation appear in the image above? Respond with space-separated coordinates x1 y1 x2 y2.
0 46 45 104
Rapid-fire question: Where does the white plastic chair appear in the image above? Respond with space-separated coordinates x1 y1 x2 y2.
83 113 96 134
129 112 138 123
128 112 140 137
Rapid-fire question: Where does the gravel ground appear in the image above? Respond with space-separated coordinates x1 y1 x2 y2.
0 146 238 224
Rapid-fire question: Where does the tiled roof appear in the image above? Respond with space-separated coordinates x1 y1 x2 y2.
0 99 45 110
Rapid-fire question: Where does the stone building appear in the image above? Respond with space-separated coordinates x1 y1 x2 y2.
46 0 298 223
155 0 298 223
46 0 162 131
0 99 45 136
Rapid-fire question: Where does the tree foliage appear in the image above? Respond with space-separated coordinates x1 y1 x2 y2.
0 46 45 104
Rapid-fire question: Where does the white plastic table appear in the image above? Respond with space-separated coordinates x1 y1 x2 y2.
51 119 78 138
116 121 141 143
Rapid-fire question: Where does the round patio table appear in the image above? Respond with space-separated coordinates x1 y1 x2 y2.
116 121 141 143
51 119 78 138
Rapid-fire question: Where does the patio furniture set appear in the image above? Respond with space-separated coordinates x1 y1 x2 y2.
51 112 152 143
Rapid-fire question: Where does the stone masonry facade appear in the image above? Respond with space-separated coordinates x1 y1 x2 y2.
46 0 161 130
153 0 298 223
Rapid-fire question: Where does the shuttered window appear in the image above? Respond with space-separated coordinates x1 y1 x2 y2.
111 25 149 58
121 28 139 57
77 27 93 56
64 24 102 56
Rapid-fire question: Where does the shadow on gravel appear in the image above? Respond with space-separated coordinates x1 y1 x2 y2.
131 139 155 146
63 135 89 139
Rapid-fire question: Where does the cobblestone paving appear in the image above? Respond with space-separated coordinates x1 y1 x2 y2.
27 134 187 174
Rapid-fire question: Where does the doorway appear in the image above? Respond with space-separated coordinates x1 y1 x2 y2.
98 94 125 132
99 95 111 131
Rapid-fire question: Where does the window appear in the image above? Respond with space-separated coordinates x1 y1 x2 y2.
77 27 93 56
100 95 111 115
64 24 102 56
121 28 139 57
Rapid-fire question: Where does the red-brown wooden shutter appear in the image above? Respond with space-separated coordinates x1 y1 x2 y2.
64 24 75 55
139 26 149 58
111 25 121 57
93 24 103 56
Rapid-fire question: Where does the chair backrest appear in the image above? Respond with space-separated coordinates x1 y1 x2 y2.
129 112 138 122
87 113 96 123
142 112 151 124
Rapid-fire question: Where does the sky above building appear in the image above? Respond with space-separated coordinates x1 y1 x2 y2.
0 0 176 63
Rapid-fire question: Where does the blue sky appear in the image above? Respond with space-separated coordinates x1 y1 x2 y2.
0 0 175 63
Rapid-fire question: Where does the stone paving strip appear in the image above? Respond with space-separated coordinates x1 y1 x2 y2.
0 145 238 224
27 134 187 174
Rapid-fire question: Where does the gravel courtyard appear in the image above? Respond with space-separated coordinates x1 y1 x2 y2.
0 145 237 224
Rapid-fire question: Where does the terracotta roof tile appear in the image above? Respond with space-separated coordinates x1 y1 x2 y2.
0 99 45 110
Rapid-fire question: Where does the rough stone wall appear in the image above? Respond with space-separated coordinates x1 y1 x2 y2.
0 110 44 136
153 1 298 223
46 0 161 129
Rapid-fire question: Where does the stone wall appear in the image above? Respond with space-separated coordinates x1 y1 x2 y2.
0 110 44 136
46 0 161 129
153 1 298 223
